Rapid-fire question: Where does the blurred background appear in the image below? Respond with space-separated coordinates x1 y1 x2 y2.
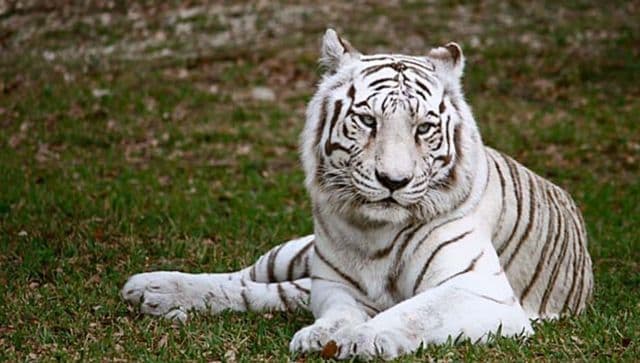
1 1 638 361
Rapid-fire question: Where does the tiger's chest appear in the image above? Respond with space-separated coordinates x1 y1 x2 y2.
352 255 408 311
313 206 492 312
318 235 425 312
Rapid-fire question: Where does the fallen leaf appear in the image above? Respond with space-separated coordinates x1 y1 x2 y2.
251 86 276 102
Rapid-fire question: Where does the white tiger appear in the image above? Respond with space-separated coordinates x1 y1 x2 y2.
121 29 593 360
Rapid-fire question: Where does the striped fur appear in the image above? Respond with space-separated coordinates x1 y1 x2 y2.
122 29 593 360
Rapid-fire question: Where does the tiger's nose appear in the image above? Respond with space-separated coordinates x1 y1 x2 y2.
375 170 412 191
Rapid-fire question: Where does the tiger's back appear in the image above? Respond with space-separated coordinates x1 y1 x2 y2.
486 147 593 319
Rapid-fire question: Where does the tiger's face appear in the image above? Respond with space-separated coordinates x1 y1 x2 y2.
303 30 475 225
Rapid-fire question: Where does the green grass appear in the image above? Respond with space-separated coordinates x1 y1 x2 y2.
1 1 639 361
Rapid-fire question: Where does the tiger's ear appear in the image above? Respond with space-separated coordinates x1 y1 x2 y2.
320 29 360 74
428 42 465 79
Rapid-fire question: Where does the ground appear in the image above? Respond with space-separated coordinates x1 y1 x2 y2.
0 1 638 361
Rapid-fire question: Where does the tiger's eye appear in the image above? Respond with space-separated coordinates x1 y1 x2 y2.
358 115 377 128
416 122 432 135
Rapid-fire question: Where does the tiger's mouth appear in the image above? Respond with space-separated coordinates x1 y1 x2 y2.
365 197 403 207
358 195 413 224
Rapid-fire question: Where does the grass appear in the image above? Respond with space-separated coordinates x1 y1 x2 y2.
0 1 638 361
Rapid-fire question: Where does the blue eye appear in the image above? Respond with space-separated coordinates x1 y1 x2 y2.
356 114 377 128
416 122 432 135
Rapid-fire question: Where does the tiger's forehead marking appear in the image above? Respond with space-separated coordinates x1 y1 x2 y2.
390 62 407 72
351 55 443 117
359 54 436 74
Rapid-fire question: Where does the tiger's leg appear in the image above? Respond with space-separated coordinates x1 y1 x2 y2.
238 234 315 283
289 279 372 354
121 235 315 321
327 251 532 360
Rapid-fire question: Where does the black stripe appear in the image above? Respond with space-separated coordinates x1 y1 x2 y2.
381 92 393 111
386 274 402 302
572 222 586 312
539 189 571 315
314 99 330 185
342 123 357 142
396 57 436 72
520 184 557 302
497 154 523 256
371 224 412 259
305 280 375 315
368 78 395 88
304 255 310 275
373 84 392 92
241 290 251 311
239 279 251 311
249 262 257 281
324 100 350 155
287 240 314 280
355 298 380 315
504 174 538 271
572 245 586 312
361 56 395 62
362 63 392 77
405 66 438 86
584 262 594 308
436 250 484 287
310 275 366 298
385 223 427 290
267 244 284 282
315 98 329 148
205 291 215 303
466 290 517 306
393 223 427 266
277 284 292 311
314 246 366 294
537 188 565 315
413 230 473 293
577 245 592 311
414 79 432 96
365 92 379 103
289 280 310 294
219 286 231 303
347 84 355 101
490 153 507 241
573 210 590 310
452 122 462 167
412 88 428 102
562 214 584 313
411 215 466 254
560 220 579 314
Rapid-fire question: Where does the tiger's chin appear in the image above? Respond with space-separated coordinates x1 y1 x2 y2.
315 189 414 226
357 201 412 225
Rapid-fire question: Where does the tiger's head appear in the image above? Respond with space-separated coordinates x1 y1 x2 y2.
302 29 483 225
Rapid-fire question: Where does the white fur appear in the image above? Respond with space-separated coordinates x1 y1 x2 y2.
121 29 593 361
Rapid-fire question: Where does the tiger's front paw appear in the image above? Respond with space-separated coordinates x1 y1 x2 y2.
289 318 351 355
121 271 204 322
326 324 417 361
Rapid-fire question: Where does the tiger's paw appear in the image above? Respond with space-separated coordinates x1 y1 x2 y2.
121 271 206 322
326 324 417 361
289 318 351 354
